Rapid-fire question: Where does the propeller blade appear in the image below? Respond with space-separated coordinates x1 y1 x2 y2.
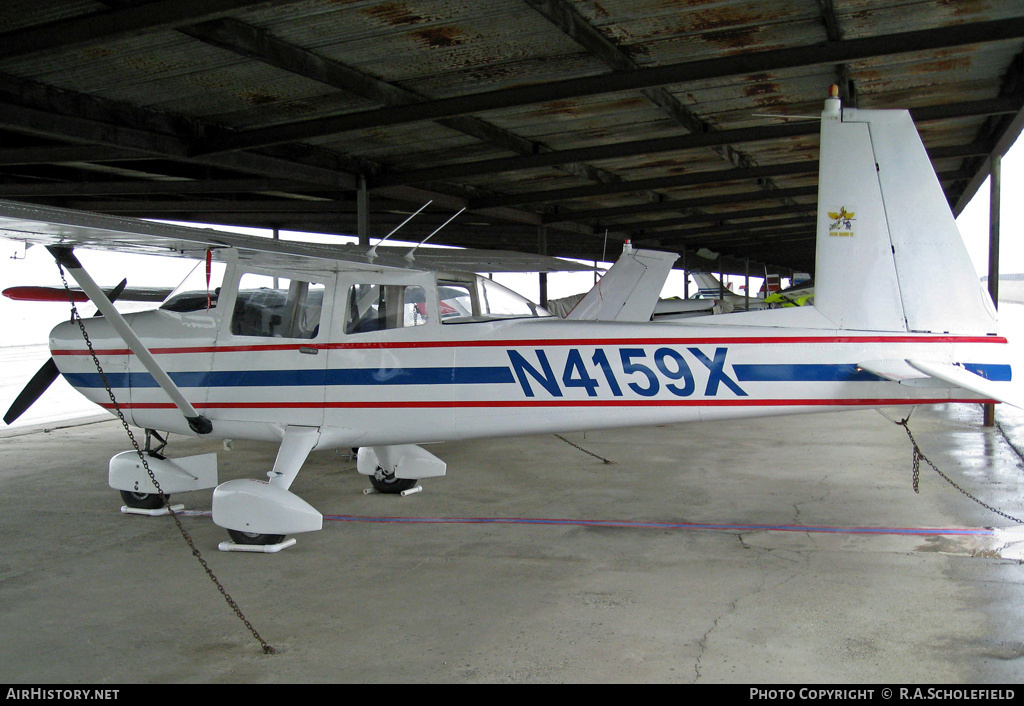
4 358 59 424
107 278 128 302
3 278 128 425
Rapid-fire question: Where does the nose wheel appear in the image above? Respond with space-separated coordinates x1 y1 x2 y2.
370 467 418 494
119 489 166 510
227 529 286 546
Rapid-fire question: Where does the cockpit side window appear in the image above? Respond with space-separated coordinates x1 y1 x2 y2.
345 283 428 334
439 275 551 323
231 273 324 339
438 283 474 320
479 277 548 317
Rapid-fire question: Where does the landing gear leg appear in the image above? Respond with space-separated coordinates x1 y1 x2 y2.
212 426 323 552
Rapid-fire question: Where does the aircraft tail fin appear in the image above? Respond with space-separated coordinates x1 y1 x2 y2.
690 271 727 299
564 243 679 322
813 92 998 334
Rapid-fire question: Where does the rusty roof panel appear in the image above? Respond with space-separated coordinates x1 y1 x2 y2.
262 0 607 93
578 0 828 60
0 0 1017 272
833 0 1024 37
0 32 358 126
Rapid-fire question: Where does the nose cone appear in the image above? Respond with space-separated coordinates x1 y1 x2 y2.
49 316 125 358
48 317 128 399
49 318 81 356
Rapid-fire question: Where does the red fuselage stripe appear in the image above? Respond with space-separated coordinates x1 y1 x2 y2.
100 397 993 411
52 334 1009 357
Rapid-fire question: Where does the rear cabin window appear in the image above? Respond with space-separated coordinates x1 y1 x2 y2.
231 273 324 339
345 283 428 334
439 276 551 323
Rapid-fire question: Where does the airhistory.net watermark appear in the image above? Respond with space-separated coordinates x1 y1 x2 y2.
6 690 118 701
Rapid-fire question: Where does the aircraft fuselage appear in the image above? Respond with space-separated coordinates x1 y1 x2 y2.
47 267 1009 450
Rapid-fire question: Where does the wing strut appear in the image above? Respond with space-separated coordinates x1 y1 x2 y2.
48 246 212 435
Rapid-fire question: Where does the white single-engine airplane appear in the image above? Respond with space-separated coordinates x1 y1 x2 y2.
2 90 1020 552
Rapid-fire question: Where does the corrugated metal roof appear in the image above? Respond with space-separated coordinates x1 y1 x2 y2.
0 0 1019 274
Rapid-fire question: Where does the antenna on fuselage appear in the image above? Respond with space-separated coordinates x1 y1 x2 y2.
366 200 432 259
404 207 466 261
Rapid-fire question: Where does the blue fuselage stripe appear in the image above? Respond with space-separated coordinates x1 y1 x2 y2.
61 362 1010 389
63 366 515 389
733 363 1011 383
733 364 882 382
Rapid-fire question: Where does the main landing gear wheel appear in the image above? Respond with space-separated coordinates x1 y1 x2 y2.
119 489 166 510
227 529 286 546
369 467 417 494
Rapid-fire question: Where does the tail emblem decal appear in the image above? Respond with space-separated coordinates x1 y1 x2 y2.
828 207 856 236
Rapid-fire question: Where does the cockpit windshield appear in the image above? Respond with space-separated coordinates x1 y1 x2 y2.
159 258 227 312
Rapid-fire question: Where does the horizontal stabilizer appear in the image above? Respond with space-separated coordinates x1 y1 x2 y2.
860 358 1022 408
858 359 934 384
906 360 1024 409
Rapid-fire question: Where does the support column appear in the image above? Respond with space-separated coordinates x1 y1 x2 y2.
272 227 280 289
984 153 1001 427
538 225 548 307
357 174 370 247
682 250 689 298
744 258 750 311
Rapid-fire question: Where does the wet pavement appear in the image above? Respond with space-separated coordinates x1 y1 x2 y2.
2 401 1024 684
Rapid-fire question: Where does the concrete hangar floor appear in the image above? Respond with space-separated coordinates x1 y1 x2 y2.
2 402 1024 684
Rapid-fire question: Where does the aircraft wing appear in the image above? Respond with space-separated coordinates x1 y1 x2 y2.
0 199 593 274
859 359 1024 410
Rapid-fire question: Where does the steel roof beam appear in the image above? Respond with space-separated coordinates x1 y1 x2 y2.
471 162 820 209
0 177 322 198
954 52 1024 214
379 122 822 187
668 225 815 246
0 79 359 189
545 187 819 225
181 18 541 159
191 17 1024 155
621 204 813 233
585 163 962 236
0 0 277 62
524 0 808 220
467 140 990 210
0 145 148 166
180 17 667 220
0 73 604 239
382 96 1020 189
651 215 817 241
